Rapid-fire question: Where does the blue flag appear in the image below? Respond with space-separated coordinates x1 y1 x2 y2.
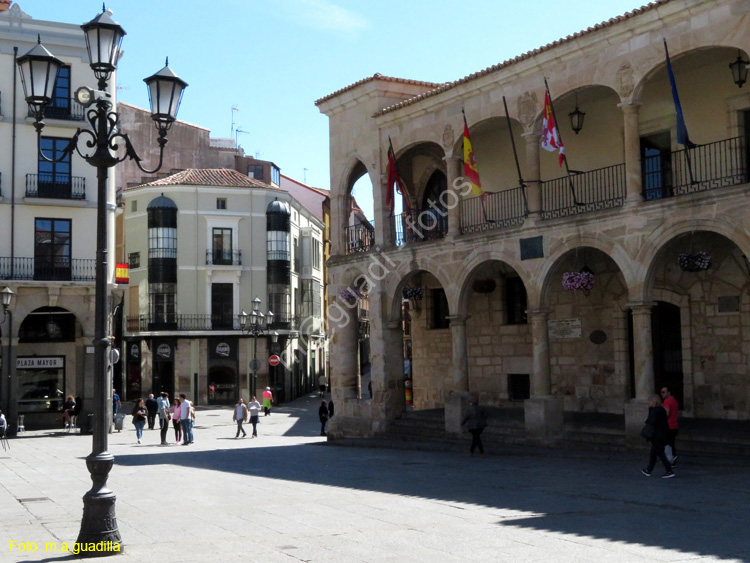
664 40 696 148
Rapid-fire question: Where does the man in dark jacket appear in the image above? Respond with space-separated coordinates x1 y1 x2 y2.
461 399 488 457
145 394 159 430
641 394 675 478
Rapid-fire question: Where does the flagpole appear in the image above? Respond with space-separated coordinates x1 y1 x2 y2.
544 78 583 206
663 39 696 186
462 108 493 223
503 96 529 215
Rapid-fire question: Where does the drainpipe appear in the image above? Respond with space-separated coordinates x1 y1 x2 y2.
11 47 17 279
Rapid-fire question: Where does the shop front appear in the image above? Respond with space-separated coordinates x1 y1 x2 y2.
207 336 238 405
16 355 65 428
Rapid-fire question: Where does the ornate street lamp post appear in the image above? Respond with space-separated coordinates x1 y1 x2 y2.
17 7 186 552
239 297 274 399
1 287 14 430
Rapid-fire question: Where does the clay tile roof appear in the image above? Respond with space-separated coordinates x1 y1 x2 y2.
372 0 670 117
133 168 274 189
315 73 444 106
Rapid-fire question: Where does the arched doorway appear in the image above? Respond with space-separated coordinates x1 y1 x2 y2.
652 302 684 407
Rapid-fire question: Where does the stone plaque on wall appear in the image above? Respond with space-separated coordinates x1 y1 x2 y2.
520 236 544 260
548 318 582 339
718 296 740 313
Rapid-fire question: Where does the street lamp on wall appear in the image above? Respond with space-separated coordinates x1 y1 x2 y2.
239 297 274 399
729 51 749 88
16 6 186 552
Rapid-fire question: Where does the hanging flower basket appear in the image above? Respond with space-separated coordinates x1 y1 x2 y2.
339 288 362 302
402 287 424 301
562 270 595 292
678 252 711 272
471 278 497 293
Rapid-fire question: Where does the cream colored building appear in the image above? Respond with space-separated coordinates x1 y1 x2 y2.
0 4 117 429
123 169 325 405
318 0 750 444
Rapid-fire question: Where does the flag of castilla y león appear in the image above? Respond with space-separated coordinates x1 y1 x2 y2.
541 90 565 166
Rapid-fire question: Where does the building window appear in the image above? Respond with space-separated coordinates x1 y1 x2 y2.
212 228 233 264
301 280 322 318
430 288 450 329
34 218 71 281
267 231 290 261
149 283 175 324
148 227 177 259
271 165 280 185
211 283 234 329
269 292 290 323
312 240 322 270
250 165 264 180
128 252 141 269
217 198 226 210
293 237 300 273
45 66 70 119
38 137 72 198
131 200 137 212
505 277 527 325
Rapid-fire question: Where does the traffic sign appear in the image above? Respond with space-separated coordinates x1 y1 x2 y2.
249 359 262 371
269 354 281 367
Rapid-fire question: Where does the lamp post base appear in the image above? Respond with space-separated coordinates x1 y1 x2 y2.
75 454 122 556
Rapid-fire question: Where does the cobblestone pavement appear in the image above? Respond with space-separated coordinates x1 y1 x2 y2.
1 393 749 562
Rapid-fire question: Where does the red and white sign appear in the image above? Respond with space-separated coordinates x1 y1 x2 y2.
269 355 281 367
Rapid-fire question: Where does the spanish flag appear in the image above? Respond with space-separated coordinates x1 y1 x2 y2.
463 110 483 197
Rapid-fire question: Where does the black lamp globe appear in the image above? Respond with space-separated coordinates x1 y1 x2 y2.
730 51 749 88
144 58 188 130
81 6 126 85
16 36 63 120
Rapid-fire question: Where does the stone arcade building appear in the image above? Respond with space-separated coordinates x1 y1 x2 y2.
318 0 750 445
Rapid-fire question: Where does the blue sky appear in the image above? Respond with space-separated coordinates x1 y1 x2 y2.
18 0 644 219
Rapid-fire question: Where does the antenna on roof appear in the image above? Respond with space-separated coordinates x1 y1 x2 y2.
231 105 239 136
255 151 263 160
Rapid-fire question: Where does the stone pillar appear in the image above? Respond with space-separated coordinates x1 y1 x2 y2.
525 309 563 442
445 314 472 434
374 175 391 248
625 302 655 448
523 132 542 220
330 194 347 256
443 155 463 238
620 102 643 205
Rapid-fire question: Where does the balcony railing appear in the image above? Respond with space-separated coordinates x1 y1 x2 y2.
27 97 86 121
0 257 96 282
126 314 242 332
542 163 626 219
26 174 86 200
345 224 375 254
205 249 242 265
394 207 448 246
460 187 527 234
644 136 748 201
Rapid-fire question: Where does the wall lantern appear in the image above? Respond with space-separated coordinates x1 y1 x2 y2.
729 51 749 88
568 93 585 135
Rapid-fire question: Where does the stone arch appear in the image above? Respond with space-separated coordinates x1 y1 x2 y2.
455 249 529 316
528 83 622 134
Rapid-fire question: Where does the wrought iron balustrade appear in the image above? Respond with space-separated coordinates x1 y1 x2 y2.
205 249 242 265
345 224 375 254
126 314 242 332
0 257 96 281
28 97 86 121
460 187 526 234
393 207 448 246
644 136 748 201
25 174 86 200
542 163 626 219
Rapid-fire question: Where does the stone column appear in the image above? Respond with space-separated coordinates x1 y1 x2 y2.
620 102 643 205
374 175 391 248
443 155 463 238
523 132 542 220
330 194 347 256
445 314 472 434
524 309 563 442
624 302 655 447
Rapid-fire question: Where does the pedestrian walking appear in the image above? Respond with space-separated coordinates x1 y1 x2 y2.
461 399 488 457
641 394 675 478
318 400 329 436
112 388 121 421
247 396 261 437
179 393 194 445
145 393 158 430
131 398 147 444
233 398 248 439
157 392 171 445
262 387 273 416
171 398 182 444
318 374 327 397
661 386 679 464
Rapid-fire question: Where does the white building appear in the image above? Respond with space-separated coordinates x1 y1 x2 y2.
0 4 117 429
123 168 325 405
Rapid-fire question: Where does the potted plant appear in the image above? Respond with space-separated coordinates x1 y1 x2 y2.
678 251 711 272
562 267 595 294
339 288 362 303
402 287 424 301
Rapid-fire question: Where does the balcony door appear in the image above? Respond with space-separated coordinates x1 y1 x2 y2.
212 228 233 265
211 283 234 329
38 137 72 198
641 131 672 200
34 218 71 281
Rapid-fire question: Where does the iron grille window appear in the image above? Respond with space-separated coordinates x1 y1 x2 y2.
128 252 140 269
